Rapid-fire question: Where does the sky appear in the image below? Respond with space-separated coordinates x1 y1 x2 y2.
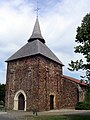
0 0 90 84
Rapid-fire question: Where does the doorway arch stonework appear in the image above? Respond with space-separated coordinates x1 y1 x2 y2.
14 90 26 111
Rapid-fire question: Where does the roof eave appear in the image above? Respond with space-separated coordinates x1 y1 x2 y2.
5 53 64 66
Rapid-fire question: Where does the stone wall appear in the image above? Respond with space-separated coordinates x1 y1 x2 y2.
5 55 63 111
62 78 78 108
5 54 85 111
37 55 63 111
5 55 39 110
78 85 87 102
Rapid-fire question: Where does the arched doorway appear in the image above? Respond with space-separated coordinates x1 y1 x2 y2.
50 95 54 110
14 90 26 111
18 93 25 110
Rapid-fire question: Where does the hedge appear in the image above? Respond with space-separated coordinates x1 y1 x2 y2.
75 102 90 110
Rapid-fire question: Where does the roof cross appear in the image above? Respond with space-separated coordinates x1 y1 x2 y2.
35 0 40 18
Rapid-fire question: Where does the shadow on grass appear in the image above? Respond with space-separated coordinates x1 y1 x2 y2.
67 115 90 120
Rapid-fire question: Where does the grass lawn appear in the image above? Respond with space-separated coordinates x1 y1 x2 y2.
24 115 90 120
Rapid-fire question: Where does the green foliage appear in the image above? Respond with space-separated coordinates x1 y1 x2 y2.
87 84 90 92
75 13 90 64
0 84 5 104
75 102 90 110
68 59 83 71
68 13 90 83
85 84 90 102
85 91 90 102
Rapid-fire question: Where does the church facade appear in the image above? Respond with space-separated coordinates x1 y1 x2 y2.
5 18 87 111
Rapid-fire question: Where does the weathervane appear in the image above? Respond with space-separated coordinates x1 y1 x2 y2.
35 0 40 18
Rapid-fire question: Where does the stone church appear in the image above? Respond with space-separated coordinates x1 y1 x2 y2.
5 17 87 111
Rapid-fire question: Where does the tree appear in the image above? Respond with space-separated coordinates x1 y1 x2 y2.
0 84 5 105
68 13 90 84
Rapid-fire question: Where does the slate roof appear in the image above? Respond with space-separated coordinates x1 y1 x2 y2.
6 17 64 65
28 17 45 43
63 75 87 86
6 40 63 65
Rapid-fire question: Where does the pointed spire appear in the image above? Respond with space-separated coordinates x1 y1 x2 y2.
28 17 45 43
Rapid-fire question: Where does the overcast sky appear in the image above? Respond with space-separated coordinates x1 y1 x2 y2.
0 0 90 83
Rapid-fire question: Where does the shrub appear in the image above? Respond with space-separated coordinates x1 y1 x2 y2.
85 92 90 102
75 102 90 110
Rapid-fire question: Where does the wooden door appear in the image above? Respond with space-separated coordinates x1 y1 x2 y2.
18 93 25 110
50 95 54 110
